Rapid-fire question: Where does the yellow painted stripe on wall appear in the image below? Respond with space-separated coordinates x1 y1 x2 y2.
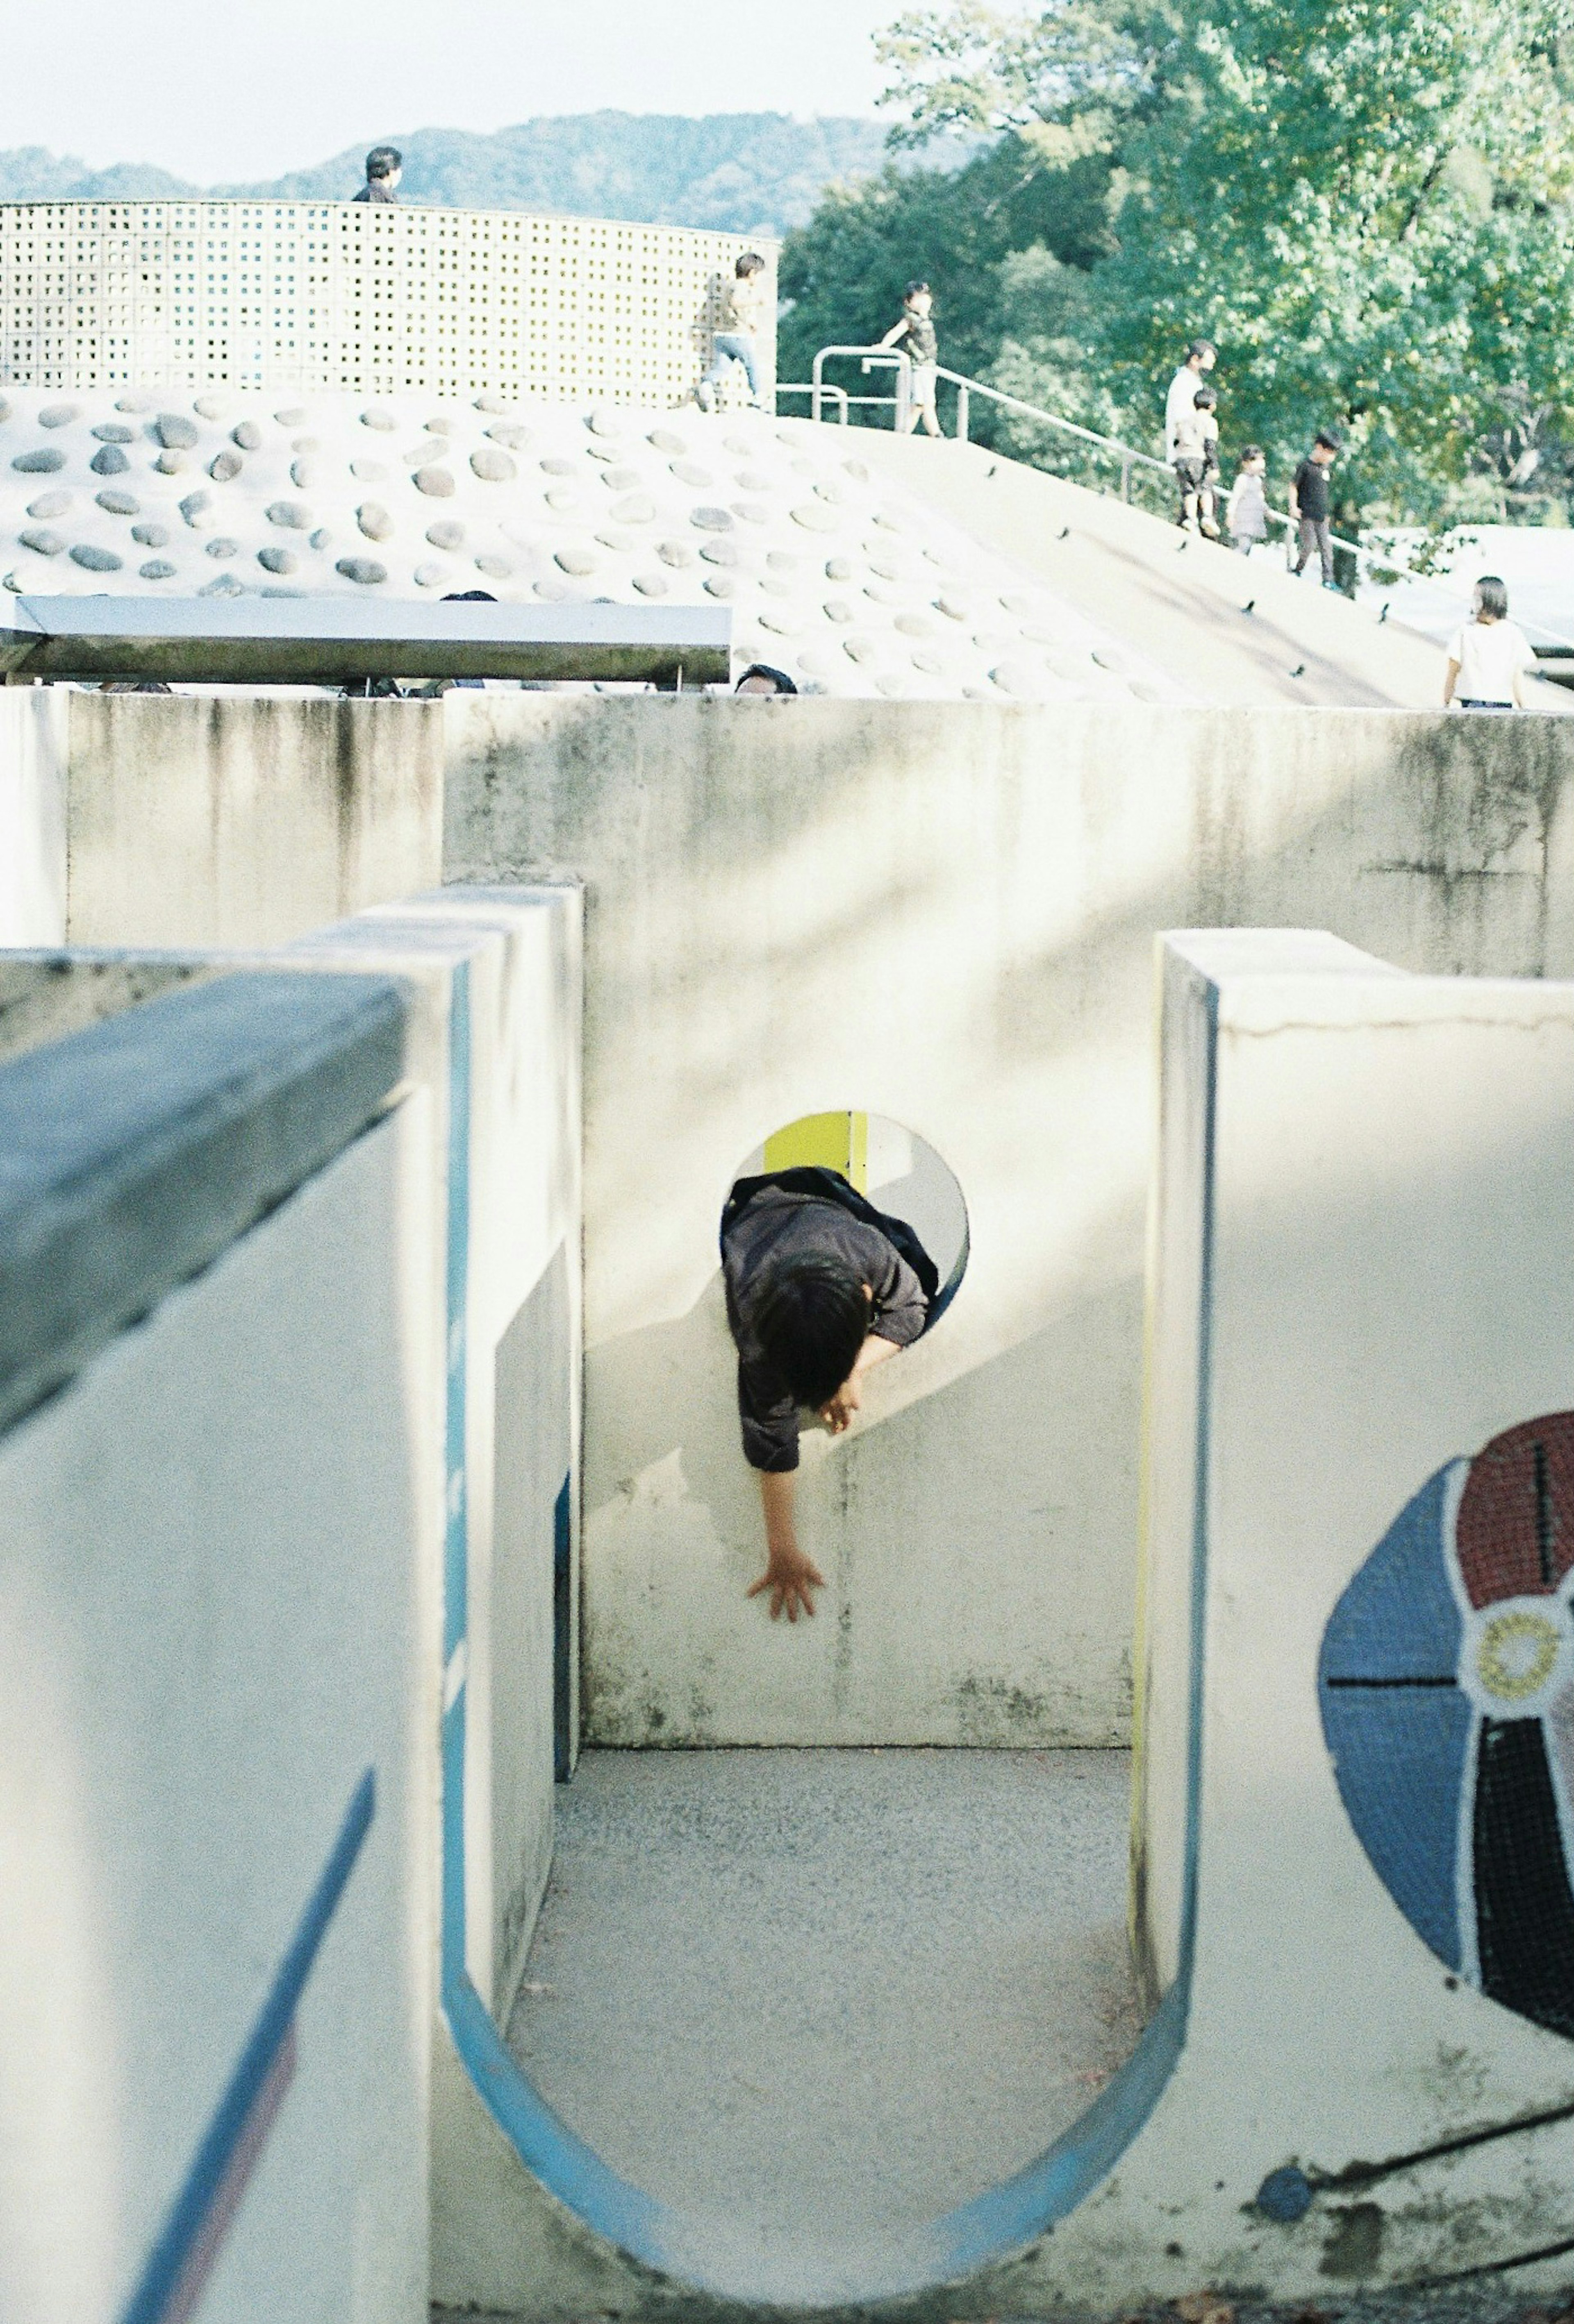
762 1111 869 1193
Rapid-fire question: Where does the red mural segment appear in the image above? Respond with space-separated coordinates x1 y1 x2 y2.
1456 1411 1574 1609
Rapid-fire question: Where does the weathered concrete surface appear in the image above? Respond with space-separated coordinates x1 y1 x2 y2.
0 1075 436 2324
508 1748 1136 2274
445 692 1574 1750
0 686 66 944
64 690 443 946
856 432 1574 716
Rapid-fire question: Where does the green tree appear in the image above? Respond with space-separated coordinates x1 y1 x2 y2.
776 132 1113 422
852 0 1574 526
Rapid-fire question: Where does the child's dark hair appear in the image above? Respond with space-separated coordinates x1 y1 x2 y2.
905 279 931 301
754 1254 869 1408
736 251 766 277
1187 338 1215 362
1475 574 1510 620
1315 428 1342 452
366 145 402 179
1240 443 1264 464
1192 386 1217 409
735 662 798 694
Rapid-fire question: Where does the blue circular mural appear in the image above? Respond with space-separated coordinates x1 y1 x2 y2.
1319 1412 1574 2040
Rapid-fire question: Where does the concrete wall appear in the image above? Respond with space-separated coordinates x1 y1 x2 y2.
0 688 67 945
0 889 581 2324
444 692 1574 1748
289 888 583 2021
429 920 1574 2322
65 692 444 946
0 200 777 409
1044 930 1574 2313
0 971 436 2324
12 684 1574 1753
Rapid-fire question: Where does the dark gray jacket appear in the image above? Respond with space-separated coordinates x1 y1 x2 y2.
722 1185 928 1471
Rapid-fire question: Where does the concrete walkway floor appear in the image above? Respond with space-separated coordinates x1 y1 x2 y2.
507 1747 1141 2261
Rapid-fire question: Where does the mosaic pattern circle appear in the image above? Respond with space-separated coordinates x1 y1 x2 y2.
1319 1411 1574 2039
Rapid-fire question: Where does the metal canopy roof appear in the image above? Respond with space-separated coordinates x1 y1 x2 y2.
0 596 730 687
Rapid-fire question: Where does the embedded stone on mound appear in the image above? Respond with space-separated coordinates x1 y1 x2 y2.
0 389 1183 704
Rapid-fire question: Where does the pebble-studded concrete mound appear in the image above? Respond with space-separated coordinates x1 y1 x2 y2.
0 388 1184 703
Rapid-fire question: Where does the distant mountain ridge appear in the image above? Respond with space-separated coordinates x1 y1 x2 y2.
0 114 913 238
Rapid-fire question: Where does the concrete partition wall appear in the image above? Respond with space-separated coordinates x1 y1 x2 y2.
0 685 67 945
0 689 444 951
431 919 1574 2323
1065 929 1574 2313
0 968 437 2324
444 692 1574 1749
0 887 582 2324
287 886 584 2022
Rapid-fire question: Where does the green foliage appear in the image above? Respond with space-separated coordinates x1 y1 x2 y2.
777 132 1114 422
781 0 1574 525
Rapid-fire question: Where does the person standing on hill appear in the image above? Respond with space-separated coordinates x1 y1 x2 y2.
354 146 403 202
1226 446 1270 554
1289 430 1342 586
881 281 943 437
696 252 769 411
1171 385 1221 535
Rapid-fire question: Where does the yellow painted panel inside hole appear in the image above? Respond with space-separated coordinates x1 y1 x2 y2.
762 1111 869 1193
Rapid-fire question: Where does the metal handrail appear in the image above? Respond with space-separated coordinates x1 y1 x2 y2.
935 366 1169 504
812 343 1574 655
811 345 912 431
776 381 849 423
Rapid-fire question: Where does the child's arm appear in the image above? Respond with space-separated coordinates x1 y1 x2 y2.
746 1472 826 1621
879 317 909 350
1443 654 1460 707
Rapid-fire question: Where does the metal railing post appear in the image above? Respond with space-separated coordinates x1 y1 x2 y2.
955 384 969 443
1121 456 1131 502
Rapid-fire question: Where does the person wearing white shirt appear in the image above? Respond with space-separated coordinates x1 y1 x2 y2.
1444 577 1536 710
1165 339 1216 460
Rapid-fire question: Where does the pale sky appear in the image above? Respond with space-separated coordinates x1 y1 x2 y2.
0 0 912 183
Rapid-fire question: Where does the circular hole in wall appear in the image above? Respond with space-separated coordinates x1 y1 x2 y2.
727 1110 969 1327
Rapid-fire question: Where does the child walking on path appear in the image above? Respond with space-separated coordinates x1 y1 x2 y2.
1290 431 1342 584
1443 576 1536 710
696 253 769 411
881 282 942 438
1226 447 1269 553
1172 386 1220 534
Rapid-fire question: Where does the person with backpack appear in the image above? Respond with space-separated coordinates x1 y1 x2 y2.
721 1166 939 1620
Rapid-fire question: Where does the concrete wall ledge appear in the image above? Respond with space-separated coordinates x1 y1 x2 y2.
0 969 407 1431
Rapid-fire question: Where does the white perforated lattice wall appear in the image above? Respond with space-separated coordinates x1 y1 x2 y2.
0 201 777 408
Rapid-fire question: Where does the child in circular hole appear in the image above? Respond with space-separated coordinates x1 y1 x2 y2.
721 1167 939 1621
1444 575 1536 711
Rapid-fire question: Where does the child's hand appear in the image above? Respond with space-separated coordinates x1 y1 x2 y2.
818 1377 863 1433
747 1542 826 1622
